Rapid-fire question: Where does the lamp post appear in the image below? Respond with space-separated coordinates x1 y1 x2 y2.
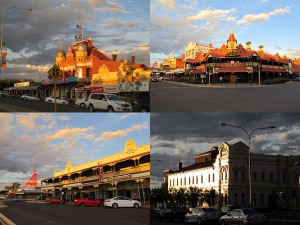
220 123 275 208
1 7 32 72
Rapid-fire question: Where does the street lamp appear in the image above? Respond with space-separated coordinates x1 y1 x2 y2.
1 7 32 72
220 123 275 208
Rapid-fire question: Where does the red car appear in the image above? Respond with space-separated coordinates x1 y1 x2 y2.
45 197 65 204
74 198 104 207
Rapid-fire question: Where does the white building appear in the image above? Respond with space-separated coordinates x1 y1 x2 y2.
164 141 299 210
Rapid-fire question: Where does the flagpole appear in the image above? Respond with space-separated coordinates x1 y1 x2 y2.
82 26 83 40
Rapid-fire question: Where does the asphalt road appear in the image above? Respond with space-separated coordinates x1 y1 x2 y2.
0 200 150 225
0 97 89 112
150 212 300 225
150 81 300 112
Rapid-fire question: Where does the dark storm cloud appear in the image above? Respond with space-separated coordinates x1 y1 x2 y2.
150 113 300 186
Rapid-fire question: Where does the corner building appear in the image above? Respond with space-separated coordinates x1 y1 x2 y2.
164 141 299 210
41 140 150 203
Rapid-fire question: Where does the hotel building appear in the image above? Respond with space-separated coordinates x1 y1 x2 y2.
41 140 150 203
164 141 299 210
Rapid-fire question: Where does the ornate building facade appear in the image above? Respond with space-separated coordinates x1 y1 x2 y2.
41 140 150 203
164 141 299 210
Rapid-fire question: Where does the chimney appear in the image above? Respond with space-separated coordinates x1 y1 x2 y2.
112 54 117 61
259 45 264 52
209 43 213 48
246 41 251 50
178 162 182 170
131 56 135 64
87 37 93 49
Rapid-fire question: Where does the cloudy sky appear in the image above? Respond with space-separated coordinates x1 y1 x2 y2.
0 0 149 81
151 0 300 65
150 113 300 188
0 113 150 189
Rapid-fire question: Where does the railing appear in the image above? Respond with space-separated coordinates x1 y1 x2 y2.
42 163 150 188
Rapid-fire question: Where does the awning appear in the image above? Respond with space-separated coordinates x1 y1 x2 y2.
261 68 287 73
215 66 251 73
15 86 39 91
71 84 85 89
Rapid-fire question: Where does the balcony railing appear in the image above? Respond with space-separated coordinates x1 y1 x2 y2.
42 163 150 188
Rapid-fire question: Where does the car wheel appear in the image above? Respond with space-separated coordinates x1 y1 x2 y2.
238 221 244 225
62 102 66 106
197 217 202 225
48 201 51 203
88 104 95 112
48 100 52 104
60 201 64 204
221 220 227 225
80 103 86 108
98 202 103 207
112 203 118 209
107 106 114 112
35 99 39 102
80 202 85 207
133 203 139 208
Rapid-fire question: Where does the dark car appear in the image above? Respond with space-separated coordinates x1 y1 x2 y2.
157 205 189 222
7 93 21 99
220 205 239 216
220 208 266 225
184 207 220 224
292 77 300 81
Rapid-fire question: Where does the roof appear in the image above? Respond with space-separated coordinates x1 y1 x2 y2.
169 160 216 174
228 30 237 42
91 57 121 74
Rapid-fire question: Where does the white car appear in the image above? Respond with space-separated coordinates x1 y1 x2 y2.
75 98 88 108
104 196 141 209
87 93 132 112
45 96 69 105
21 94 40 101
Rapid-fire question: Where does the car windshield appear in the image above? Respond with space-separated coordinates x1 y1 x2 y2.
106 95 122 101
242 209 257 214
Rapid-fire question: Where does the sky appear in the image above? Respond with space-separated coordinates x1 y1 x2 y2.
0 0 149 81
0 113 150 190
150 0 300 65
150 113 300 188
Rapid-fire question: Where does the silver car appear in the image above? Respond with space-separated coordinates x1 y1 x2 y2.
184 207 220 224
219 208 266 225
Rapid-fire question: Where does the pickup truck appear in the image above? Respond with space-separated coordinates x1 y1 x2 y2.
157 205 188 222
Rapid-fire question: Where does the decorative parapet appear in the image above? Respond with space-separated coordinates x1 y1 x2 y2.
54 140 149 177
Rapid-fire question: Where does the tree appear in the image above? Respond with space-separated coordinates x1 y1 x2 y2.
5 182 21 191
186 186 202 208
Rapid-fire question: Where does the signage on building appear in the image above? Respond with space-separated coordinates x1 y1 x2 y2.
76 87 85 93
103 86 118 93
14 82 30 87
66 77 77 83
98 165 103 183
90 86 103 93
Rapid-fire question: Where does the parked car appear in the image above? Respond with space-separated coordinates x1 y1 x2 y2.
87 93 132 112
75 98 88 108
184 207 221 224
7 93 21 99
220 205 239 216
103 196 140 208
45 96 69 105
0 91 8 97
21 94 40 101
74 198 103 207
292 76 300 81
157 205 188 222
219 208 266 225
45 197 65 204
150 76 158 82
159 76 172 81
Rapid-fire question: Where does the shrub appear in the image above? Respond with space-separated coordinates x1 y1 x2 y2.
262 78 290 85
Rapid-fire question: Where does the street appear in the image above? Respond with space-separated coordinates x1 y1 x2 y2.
150 81 300 112
0 97 94 112
0 200 150 225
150 212 300 225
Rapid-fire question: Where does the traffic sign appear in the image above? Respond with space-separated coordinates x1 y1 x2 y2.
48 64 63 80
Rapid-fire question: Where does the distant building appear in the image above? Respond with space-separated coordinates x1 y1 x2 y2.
164 141 300 210
41 140 150 203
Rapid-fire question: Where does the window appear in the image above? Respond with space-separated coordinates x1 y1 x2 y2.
261 172 265 182
234 171 238 180
177 178 178 186
212 173 215 182
180 178 182 186
253 193 256 206
270 173 273 182
253 172 257 181
196 176 198 184
172 179 174 187
208 174 211 182
192 176 194 184
201 175 203 183
184 177 186 185
241 171 245 181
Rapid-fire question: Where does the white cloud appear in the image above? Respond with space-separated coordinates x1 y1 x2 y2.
237 7 290 24
157 0 175 8
187 8 237 22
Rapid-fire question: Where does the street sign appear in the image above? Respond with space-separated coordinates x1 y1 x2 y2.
48 64 63 80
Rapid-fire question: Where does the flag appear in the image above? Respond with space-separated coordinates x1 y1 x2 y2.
76 24 82 29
